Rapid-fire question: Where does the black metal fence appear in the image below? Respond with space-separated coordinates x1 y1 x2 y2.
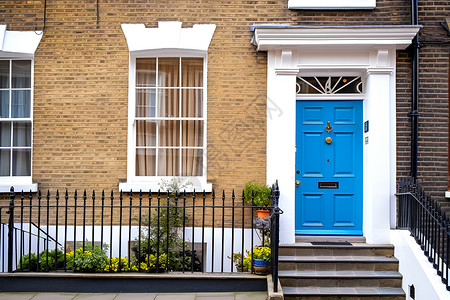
397 177 450 291
0 182 281 285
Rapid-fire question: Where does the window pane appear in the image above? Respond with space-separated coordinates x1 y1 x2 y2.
181 89 203 118
136 120 156 147
0 122 11 147
0 91 9 118
12 60 31 89
136 58 156 87
136 148 156 176
12 149 31 176
158 58 179 87
0 61 10 89
136 89 156 117
11 90 31 118
182 120 203 147
13 122 31 147
158 89 179 117
182 149 203 176
0 149 10 176
181 58 203 87
158 148 179 176
159 120 180 147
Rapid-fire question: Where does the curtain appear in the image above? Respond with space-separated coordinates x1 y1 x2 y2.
135 57 204 177
136 58 156 87
157 58 180 176
158 120 180 176
181 58 203 176
135 121 156 176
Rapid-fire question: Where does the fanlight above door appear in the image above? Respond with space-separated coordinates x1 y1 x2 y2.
297 76 363 95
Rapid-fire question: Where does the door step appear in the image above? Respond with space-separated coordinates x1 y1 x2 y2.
279 243 405 299
295 235 366 243
283 287 405 299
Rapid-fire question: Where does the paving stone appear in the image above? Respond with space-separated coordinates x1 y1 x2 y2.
194 296 234 300
30 293 78 300
114 294 157 300
234 292 267 300
0 293 37 300
73 294 116 300
154 294 196 300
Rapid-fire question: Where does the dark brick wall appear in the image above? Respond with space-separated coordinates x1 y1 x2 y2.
416 1 449 199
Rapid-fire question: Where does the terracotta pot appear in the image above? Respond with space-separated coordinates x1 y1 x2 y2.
256 209 271 219
253 259 270 275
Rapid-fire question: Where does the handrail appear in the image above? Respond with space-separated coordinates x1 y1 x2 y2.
396 178 450 292
396 192 450 234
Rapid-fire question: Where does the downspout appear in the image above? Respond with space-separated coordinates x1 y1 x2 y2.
411 0 419 179
448 54 450 191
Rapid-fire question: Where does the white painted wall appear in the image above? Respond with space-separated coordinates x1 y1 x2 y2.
391 230 449 300
0 224 264 273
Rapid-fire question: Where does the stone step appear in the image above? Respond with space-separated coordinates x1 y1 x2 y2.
279 243 394 257
279 255 399 272
295 235 366 243
283 287 405 299
279 270 403 288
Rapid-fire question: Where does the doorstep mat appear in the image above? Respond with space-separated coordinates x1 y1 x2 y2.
311 242 352 246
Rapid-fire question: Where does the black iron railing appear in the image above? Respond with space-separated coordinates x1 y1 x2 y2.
1 184 281 280
397 177 450 291
270 180 282 293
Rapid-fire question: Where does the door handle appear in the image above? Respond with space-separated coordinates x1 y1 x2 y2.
326 137 332 144
295 180 301 186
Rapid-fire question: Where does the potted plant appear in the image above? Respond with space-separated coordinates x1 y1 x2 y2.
228 252 252 272
244 181 272 218
252 246 271 275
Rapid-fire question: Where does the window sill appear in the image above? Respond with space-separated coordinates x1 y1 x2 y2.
288 0 376 9
0 183 38 193
119 182 212 193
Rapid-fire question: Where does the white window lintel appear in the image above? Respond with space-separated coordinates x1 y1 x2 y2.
121 22 216 53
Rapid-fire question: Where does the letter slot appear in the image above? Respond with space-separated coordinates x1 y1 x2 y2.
318 182 339 189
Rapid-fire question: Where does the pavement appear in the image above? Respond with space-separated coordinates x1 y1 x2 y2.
0 293 267 300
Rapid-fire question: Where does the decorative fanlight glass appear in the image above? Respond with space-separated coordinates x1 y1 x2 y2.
296 76 363 95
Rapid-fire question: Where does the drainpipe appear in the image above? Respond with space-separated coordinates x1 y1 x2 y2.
411 0 419 179
448 54 450 191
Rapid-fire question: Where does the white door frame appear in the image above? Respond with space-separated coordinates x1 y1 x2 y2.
253 26 420 244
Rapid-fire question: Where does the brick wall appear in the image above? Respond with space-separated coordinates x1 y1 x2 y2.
1 0 446 199
416 1 449 199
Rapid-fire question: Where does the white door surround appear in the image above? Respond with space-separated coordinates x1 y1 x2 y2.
252 25 420 244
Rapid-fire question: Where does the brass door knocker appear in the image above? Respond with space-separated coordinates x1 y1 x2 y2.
325 121 333 133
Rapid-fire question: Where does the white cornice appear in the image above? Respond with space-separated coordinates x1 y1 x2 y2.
367 67 394 75
275 68 301 76
253 26 421 51
288 0 376 10
122 22 216 53
0 25 43 57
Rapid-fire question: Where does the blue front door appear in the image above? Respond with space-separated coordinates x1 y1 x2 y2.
295 100 363 235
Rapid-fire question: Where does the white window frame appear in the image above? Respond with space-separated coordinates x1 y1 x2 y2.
121 50 211 192
288 0 376 10
120 22 215 192
0 57 37 192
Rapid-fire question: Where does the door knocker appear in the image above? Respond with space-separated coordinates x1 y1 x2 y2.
325 121 333 133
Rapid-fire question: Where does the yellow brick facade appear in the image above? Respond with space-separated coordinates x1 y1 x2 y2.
2 0 447 196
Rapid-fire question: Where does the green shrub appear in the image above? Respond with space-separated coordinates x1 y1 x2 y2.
243 181 272 207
